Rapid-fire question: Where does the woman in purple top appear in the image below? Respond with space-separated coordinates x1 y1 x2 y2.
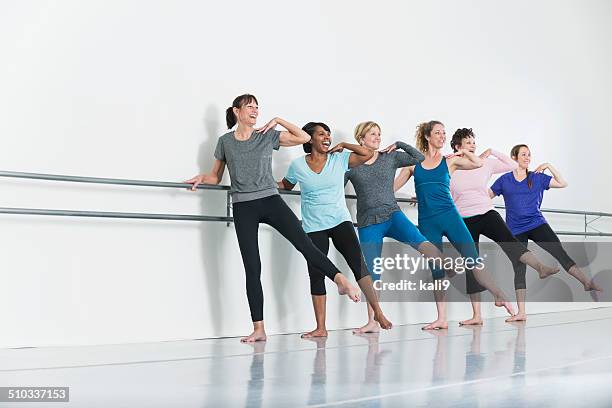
489 144 602 321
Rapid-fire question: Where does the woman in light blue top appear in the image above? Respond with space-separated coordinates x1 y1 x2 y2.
279 122 392 338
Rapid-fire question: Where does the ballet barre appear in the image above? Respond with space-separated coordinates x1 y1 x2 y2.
1 170 610 237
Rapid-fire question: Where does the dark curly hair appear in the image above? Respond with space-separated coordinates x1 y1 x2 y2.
450 128 475 152
301 122 330 153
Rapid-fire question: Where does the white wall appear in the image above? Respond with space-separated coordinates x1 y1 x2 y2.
1 0 611 348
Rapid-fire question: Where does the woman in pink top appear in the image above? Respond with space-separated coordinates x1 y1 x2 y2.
449 128 559 325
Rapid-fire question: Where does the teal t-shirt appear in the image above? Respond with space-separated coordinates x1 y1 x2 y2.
285 151 352 233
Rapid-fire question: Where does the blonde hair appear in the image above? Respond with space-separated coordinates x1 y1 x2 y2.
415 120 443 152
354 121 381 145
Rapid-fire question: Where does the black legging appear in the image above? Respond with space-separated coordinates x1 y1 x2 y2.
512 222 576 290
463 210 529 294
306 221 368 296
232 195 340 322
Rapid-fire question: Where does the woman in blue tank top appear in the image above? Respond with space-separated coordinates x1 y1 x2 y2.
395 121 515 329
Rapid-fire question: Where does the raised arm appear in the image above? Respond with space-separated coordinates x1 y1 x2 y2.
328 142 374 168
535 162 568 188
183 159 226 191
482 149 518 173
448 149 484 173
394 166 415 192
256 117 311 147
381 141 425 168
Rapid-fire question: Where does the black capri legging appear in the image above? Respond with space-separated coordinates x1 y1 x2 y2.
512 222 576 290
463 210 529 294
306 221 368 296
232 195 340 322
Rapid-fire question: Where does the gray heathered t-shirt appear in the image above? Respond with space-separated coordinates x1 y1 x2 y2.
214 129 281 203
345 142 425 228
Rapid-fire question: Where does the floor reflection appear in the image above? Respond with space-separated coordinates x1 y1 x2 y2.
304 337 328 406
244 341 266 408
1 309 612 407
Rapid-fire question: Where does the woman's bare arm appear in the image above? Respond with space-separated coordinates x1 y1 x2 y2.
448 149 484 173
394 166 415 192
183 159 226 190
535 162 568 188
328 142 374 168
277 178 296 190
256 117 312 147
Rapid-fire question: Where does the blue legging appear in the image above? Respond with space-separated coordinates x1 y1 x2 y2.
418 209 480 279
358 211 427 282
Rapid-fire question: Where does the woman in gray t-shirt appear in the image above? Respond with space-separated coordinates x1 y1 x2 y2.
184 94 360 343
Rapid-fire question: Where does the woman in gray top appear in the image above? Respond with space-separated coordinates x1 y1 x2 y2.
185 94 360 343
345 121 446 334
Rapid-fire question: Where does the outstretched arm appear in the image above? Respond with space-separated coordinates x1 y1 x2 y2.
256 117 311 147
535 163 568 188
394 166 415 192
183 159 226 191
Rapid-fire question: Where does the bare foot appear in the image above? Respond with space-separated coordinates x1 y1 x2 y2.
585 279 603 292
335 275 361 302
302 336 328 348
374 312 393 330
505 314 527 322
301 328 328 338
459 317 483 326
495 299 515 316
537 264 560 279
353 320 380 334
422 319 448 330
240 330 267 343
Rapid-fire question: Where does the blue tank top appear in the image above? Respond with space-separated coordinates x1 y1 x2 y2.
414 158 457 219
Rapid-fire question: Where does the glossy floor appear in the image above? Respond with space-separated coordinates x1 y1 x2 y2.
2 308 612 407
